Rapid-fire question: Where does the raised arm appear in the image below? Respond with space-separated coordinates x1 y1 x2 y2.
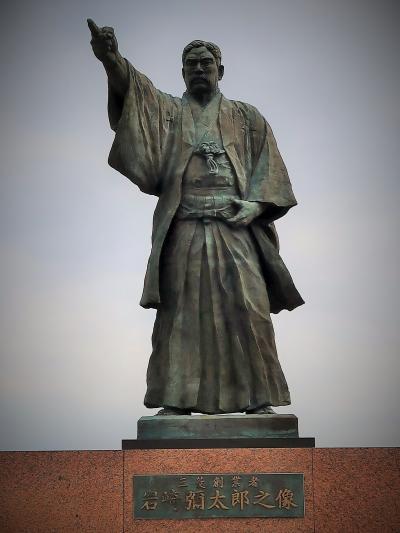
87 18 179 195
87 18 128 98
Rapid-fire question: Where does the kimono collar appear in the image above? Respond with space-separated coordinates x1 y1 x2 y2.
181 91 234 149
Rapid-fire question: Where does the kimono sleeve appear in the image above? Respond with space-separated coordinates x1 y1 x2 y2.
246 109 304 312
247 109 297 223
107 60 177 196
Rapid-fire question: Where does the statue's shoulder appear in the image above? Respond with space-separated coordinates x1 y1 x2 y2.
226 98 265 127
127 61 182 108
159 91 182 106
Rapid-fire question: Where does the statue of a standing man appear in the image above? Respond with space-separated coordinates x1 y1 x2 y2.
88 19 304 416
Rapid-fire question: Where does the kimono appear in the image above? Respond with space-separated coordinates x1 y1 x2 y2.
107 60 304 413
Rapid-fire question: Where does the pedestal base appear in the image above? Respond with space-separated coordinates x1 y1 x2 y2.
1 448 398 531
137 414 299 440
123 437 315 449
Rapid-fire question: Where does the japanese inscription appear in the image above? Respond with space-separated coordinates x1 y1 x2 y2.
134 473 304 519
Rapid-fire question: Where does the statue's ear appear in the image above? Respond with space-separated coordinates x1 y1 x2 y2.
218 64 224 81
182 67 185 80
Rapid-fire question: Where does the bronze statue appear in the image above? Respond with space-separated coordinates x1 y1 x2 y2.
88 19 304 416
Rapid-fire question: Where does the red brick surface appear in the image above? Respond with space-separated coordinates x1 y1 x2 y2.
1 448 399 532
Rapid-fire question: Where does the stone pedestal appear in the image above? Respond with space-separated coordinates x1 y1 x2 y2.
1 448 399 532
125 447 313 531
124 413 314 449
0 451 123 532
137 414 299 439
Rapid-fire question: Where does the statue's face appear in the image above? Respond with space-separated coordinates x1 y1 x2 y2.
182 46 223 95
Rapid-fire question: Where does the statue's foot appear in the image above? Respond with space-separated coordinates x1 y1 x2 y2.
246 405 276 415
156 407 191 416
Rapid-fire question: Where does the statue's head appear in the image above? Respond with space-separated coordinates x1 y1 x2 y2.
182 40 224 96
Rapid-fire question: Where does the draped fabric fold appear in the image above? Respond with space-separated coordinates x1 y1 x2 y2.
145 219 291 413
106 60 304 412
106 61 304 313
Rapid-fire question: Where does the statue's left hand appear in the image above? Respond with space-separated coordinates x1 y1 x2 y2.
227 199 265 227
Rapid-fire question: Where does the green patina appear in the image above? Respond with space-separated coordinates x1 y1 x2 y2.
88 20 304 417
137 414 299 440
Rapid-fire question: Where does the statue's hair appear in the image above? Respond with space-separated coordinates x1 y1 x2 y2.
182 40 222 66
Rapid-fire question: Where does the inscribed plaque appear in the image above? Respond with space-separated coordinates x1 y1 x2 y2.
133 473 304 519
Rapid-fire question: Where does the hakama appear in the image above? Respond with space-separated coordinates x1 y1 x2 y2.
144 217 291 413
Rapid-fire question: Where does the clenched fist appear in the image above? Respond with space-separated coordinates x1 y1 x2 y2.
87 18 119 63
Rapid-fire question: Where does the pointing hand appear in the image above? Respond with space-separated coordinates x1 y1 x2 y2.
87 18 119 62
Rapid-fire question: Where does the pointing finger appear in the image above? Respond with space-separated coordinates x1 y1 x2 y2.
87 18 101 37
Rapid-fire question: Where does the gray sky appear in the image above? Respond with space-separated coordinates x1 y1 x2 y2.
1 0 399 450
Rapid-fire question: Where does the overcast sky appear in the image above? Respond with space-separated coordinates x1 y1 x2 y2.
1 0 399 450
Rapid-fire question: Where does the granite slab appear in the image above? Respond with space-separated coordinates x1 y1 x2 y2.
123 447 314 532
313 448 400 532
0 451 123 533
